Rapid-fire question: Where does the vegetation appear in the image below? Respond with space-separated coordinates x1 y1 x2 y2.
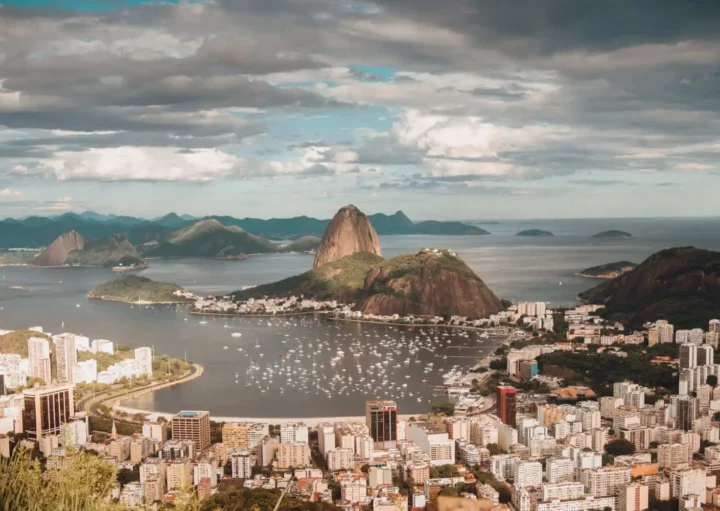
591 230 632 239
0 448 121 511
233 252 383 302
430 464 460 478
200 488 342 511
471 467 511 503
605 438 636 456
431 402 456 417
66 234 143 267
516 229 553 237
0 329 51 357
279 236 322 253
537 345 677 396
575 261 637 278
88 275 190 304
0 251 38 265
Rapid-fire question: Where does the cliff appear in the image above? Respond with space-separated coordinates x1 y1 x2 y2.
313 205 381 268
578 246 720 328
357 248 504 318
32 231 85 266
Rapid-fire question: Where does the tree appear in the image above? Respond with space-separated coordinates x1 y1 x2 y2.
604 438 636 456
439 486 459 497
486 443 504 456
430 464 460 478
707 375 718 388
117 466 139 486
360 464 370 474
432 402 455 417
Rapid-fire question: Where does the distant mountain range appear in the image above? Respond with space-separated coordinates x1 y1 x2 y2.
0 211 489 248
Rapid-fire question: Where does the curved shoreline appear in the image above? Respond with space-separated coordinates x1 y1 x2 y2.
88 295 190 305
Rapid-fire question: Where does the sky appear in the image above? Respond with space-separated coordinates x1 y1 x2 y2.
0 0 719 220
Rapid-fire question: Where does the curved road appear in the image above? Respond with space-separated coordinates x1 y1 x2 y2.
77 364 200 420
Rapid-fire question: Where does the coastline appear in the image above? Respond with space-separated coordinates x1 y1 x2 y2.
573 272 619 280
87 295 191 305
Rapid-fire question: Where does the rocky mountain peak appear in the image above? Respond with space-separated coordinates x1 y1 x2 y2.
313 205 381 268
32 231 85 267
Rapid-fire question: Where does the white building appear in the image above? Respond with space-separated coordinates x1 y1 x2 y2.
547 458 575 484
27 336 51 383
317 423 335 458
72 359 97 384
580 466 631 497
280 423 309 444
134 347 153 376
230 450 252 479
514 461 542 488
91 339 114 355
406 422 455 466
368 466 392 488
617 482 649 511
54 334 77 384
669 467 707 503
327 448 354 472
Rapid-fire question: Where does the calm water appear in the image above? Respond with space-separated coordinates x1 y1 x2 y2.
1 217 719 417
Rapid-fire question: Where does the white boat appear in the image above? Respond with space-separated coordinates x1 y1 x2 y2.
199 321 207 325
231 332 242 338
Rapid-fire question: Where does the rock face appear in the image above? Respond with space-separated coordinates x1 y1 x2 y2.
313 205 381 269
579 246 720 328
33 231 85 267
358 248 504 318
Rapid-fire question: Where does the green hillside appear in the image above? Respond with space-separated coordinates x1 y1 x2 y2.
88 275 191 304
233 252 383 302
0 330 51 356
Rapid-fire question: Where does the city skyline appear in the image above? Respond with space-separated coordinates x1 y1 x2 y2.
0 1 719 219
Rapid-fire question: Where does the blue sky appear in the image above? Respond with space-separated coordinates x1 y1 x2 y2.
0 0 719 219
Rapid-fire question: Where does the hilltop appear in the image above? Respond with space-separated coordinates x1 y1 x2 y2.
592 230 632 240
313 205 381 268
578 246 720 329
142 219 278 259
517 229 554 237
358 249 504 318
0 330 51 357
88 275 191 304
575 261 638 279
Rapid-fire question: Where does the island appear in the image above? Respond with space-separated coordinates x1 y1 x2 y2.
591 230 632 240
575 261 637 279
516 229 554 237
87 275 194 304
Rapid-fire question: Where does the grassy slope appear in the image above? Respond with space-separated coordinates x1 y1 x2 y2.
0 330 51 356
233 252 383 301
88 275 190 303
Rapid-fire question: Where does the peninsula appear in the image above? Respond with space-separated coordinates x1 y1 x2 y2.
88 275 193 304
575 261 637 279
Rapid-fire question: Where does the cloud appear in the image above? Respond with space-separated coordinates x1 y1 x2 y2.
674 162 714 172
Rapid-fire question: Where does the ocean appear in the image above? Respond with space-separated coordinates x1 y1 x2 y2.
1 216 718 417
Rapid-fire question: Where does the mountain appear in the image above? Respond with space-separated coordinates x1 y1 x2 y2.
575 261 638 279
280 236 322 253
592 230 632 240
357 248 504 318
143 219 277 259
517 229 554 237
233 252 384 302
0 210 487 248
578 246 720 329
32 231 85 266
33 232 142 267
313 205 381 268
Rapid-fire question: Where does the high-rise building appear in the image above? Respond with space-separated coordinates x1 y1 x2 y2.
497 386 517 427
55 333 77 384
223 422 266 452
580 466 631 497
669 467 707 503
546 457 574 483
134 347 153 376
28 336 51 383
677 395 698 431
513 461 542 488
230 450 252 478
317 422 336 458
657 443 691 469
709 319 720 334
166 459 193 491
280 423 309 444
172 411 211 452
143 420 168 444
616 482 649 511
697 345 714 366
366 400 397 449
22 384 74 440
679 343 698 369
656 320 674 344
276 443 311 469
327 448 355 471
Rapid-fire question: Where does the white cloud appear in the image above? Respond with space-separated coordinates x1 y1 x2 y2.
0 188 24 199
36 196 76 212
16 146 241 182
674 162 713 172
